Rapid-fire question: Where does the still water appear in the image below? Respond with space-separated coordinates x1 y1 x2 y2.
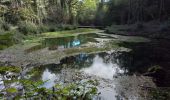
24 33 170 99
27 51 155 99
42 33 113 50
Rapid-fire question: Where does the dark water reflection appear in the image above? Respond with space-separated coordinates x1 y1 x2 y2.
119 39 170 87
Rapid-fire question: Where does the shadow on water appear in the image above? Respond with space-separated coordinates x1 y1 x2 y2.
119 39 170 87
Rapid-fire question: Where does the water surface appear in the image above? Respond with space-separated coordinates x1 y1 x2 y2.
2 32 170 99
26 38 170 99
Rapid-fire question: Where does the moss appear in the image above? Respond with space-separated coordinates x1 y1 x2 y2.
0 33 14 50
23 35 42 44
23 28 100 44
0 66 21 74
42 28 99 37
4 79 19 84
0 45 8 50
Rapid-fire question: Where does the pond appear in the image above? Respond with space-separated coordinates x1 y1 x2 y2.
25 33 113 53
1 32 170 99
25 38 170 99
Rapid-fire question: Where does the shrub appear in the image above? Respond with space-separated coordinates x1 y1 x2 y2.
0 19 11 33
48 26 58 32
0 32 14 50
18 21 38 35
105 26 114 33
38 25 50 33
64 25 77 30
11 30 25 43
2 22 10 31
58 24 77 30
0 19 5 33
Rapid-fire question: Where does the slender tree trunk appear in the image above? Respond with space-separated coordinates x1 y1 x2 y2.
128 0 132 24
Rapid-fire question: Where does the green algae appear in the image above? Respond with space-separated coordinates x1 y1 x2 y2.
23 28 100 44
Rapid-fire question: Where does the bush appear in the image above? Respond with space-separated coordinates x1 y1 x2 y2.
11 30 25 43
105 25 115 33
38 25 50 33
58 24 77 30
0 32 14 50
2 22 10 31
48 26 58 32
0 18 11 31
18 21 38 35
48 24 77 32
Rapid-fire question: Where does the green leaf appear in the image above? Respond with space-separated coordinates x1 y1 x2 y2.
6 87 18 93
0 66 21 74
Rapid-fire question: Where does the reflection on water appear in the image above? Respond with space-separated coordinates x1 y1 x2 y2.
24 39 170 99
42 69 57 88
25 33 113 53
81 55 125 79
42 33 111 50
34 52 128 89
43 36 82 50
31 52 154 100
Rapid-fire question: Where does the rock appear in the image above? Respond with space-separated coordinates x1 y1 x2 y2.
144 65 167 86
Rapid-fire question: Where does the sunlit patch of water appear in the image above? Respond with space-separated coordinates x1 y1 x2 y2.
81 55 125 79
42 69 57 88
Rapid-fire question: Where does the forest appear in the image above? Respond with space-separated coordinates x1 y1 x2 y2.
0 0 169 31
0 0 170 100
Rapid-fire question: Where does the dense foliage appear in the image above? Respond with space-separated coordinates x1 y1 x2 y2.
103 0 170 25
1 0 170 31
